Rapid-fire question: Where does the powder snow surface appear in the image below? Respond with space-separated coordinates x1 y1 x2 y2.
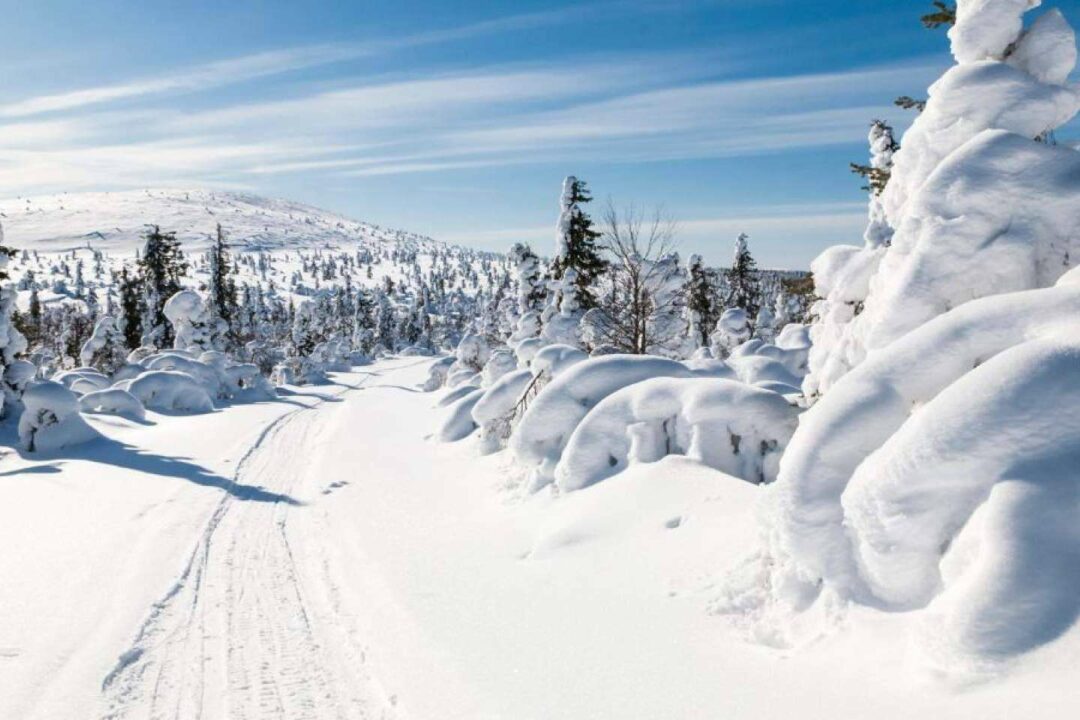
1 358 1075 720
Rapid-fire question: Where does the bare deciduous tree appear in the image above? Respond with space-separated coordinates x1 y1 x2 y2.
582 202 686 355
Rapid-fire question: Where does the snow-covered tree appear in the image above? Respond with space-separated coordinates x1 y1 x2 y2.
117 266 144 351
507 243 545 344
724 234 761 320
852 120 900 248
583 204 686 355
684 254 720 349
164 290 215 352
138 226 187 348
551 177 606 310
0 223 28 418
748 0 1080 668
80 315 128 373
207 224 239 351
710 307 751 358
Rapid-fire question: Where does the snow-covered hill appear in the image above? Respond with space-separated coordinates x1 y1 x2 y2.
0 188 424 254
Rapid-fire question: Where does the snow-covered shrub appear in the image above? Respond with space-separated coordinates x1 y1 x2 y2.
144 353 229 399
438 387 484 442
224 363 276 400
510 355 697 490
472 368 533 454
422 356 456 392
444 332 491 389
111 362 147 384
54 369 110 392
19 381 98 452
163 290 215 352
710 308 751 358
512 337 544 366
480 350 518 387
437 383 481 408
78 387 146 421
3 359 37 401
556 377 797 491
79 315 128 374
122 370 214 414
529 344 587 381
454 332 491 373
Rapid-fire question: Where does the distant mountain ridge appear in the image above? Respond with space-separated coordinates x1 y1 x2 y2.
0 188 432 255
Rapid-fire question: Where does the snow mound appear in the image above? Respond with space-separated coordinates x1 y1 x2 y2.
555 377 797 492
123 371 215 414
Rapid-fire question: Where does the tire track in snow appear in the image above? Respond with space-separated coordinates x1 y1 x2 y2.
98 367 408 720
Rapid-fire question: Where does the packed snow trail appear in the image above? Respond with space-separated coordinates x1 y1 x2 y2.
99 366 408 720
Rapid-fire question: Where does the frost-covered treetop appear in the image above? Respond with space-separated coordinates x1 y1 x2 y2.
555 176 578 259
732 233 748 265
949 0 1041 63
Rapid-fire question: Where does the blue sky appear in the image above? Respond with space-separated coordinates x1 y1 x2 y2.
2 0 1078 268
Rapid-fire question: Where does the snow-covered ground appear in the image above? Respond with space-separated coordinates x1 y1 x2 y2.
2 357 1074 720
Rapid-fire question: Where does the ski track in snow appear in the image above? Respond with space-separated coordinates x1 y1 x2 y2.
98 364 417 720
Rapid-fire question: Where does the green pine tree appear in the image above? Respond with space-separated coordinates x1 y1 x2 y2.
725 234 761 320
552 177 607 310
208 224 239 350
137 226 187 348
118 266 145 350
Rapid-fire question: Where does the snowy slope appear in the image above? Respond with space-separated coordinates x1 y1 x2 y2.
0 188 418 254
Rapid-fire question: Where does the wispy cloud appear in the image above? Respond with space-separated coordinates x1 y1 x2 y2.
0 1 652 120
0 3 943 197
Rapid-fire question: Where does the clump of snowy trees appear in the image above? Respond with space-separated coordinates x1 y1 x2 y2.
720 0 1080 672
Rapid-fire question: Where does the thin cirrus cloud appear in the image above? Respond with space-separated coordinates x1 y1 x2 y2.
0 24 943 196
0 0 656 121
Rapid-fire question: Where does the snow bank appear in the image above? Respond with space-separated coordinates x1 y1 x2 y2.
19 381 99 452
123 371 215 414
555 377 797 492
